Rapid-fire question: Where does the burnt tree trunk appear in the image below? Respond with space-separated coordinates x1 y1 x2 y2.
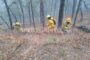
50 0 54 16
8 1 17 22
18 0 25 27
28 0 32 26
40 0 45 28
0 16 9 28
9 8 17 22
73 0 82 26
79 7 83 22
72 0 77 19
30 0 36 31
58 0 65 28
3 0 13 29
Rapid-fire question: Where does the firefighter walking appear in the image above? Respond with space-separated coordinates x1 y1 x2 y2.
47 15 56 32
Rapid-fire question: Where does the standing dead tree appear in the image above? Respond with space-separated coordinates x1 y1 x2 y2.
8 2 17 22
53 0 57 17
72 0 77 19
9 8 17 22
78 0 90 22
73 0 82 26
83 0 90 10
50 0 54 16
3 0 13 29
40 0 45 29
79 7 83 22
27 0 32 26
15 0 22 22
0 16 9 28
18 0 25 27
58 0 65 28
30 0 36 31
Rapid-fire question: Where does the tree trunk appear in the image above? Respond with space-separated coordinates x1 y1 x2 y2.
58 0 65 28
73 0 82 26
18 0 25 27
15 0 22 22
72 0 77 19
0 16 9 28
30 0 36 31
40 0 45 29
79 7 83 22
9 8 17 22
53 0 57 17
3 0 13 29
28 0 32 26
50 0 53 16
8 1 17 22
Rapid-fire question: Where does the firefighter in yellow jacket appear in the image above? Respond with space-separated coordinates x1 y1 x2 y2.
14 21 21 30
47 15 56 31
62 17 72 32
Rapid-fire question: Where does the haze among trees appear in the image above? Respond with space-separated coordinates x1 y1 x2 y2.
0 0 89 30
0 0 90 60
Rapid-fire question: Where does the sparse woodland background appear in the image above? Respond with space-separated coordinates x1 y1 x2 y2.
0 0 90 60
0 0 90 29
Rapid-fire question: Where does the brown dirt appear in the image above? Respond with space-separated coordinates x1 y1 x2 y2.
0 27 90 60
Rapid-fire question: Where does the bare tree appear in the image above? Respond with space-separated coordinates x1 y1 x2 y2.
27 0 32 26
58 0 65 28
50 0 54 16
53 0 57 17
9 8 17 22
73 0 82 26
15 0 22 22
72 0 77 19
18 0 25 27
0 16 9 28
8 1 17 22
3 0 13 29
79 7 83 22
83 0 90 10
30 0 36 31
40 0 45 29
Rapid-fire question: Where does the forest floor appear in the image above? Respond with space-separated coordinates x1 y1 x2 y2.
0 27 90 60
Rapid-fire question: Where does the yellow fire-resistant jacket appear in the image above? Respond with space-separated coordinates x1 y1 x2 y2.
47 19 56 29
62 17 72 30
14 22 21 30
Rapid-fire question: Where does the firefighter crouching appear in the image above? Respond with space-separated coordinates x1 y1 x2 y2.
62 17 72 32
13 21 21 31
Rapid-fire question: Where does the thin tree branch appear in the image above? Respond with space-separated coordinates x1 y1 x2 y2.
0 16 9 28
79 7 83 22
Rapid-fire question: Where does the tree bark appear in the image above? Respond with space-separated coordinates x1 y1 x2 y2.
8 1 17 22
9 8 17 22
0 16 9 28
30 0 36 31
72 0 77 19
58 0 65 28
28 0 32 26
18 0 25 27
40 0 45 28
73 0 82 26
79 7 83 22
3 0 13 29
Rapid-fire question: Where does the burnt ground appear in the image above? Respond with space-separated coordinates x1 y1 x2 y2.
0 27 90 60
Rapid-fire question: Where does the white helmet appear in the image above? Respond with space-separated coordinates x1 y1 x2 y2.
47 15 51 18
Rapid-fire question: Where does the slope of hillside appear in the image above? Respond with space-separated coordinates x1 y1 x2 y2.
0 27 90 60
